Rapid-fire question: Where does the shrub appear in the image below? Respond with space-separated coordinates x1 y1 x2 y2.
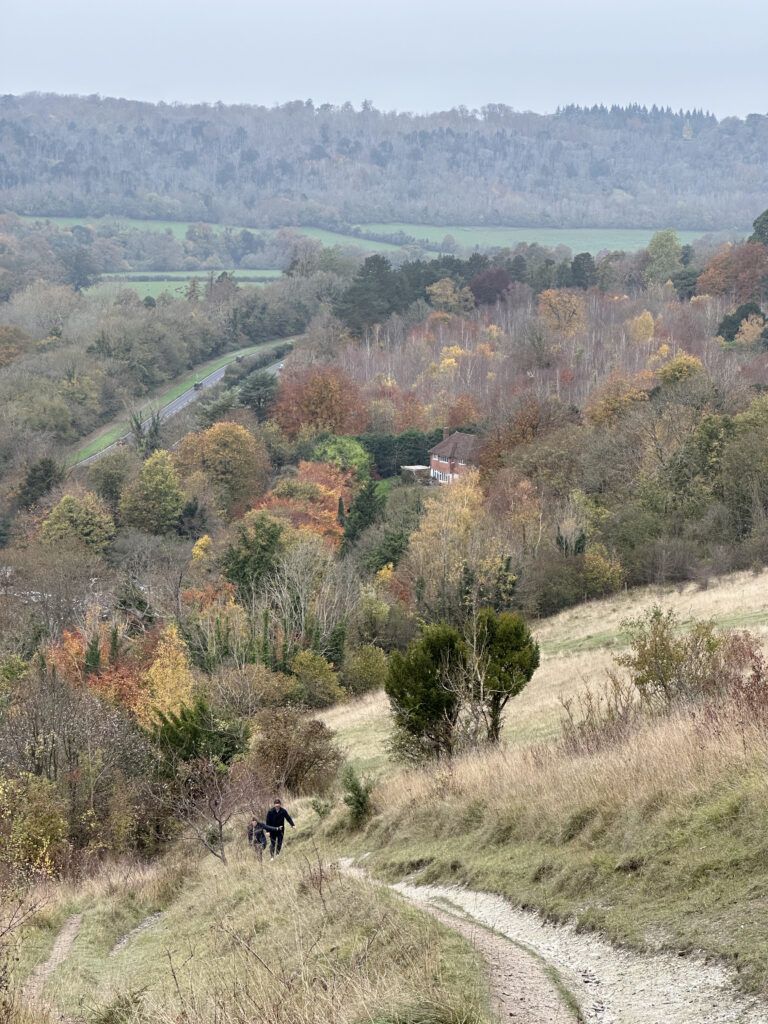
150 697 251 771
342 765 374 827
386 624 465 759
615 606 733 707
312 436 372 480
207 662 294 717
0 775 70 876
41 492 116 553
584 544 624 597
288 650 345 709
341 644 389 696
562 609 768 753
252 708 343 794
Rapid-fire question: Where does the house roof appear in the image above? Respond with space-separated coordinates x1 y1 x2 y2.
428 431 479 461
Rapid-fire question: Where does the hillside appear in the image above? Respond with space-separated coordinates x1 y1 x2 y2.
15 831 492 1024
318 570 768 999
1 95 766 229
321 569 768 766
17 571 768 1023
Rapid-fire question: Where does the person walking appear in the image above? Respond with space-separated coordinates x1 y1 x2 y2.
247 814 276 862
265 798 294 859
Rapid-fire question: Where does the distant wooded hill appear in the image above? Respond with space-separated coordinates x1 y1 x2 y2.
1 94 766 230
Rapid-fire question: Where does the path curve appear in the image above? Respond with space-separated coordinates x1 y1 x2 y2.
393 881 766 1024
341 861 575 1023
109 912 163 957
415 897 574 1022
23 912 83 1004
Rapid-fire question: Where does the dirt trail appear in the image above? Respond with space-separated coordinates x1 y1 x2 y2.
393 881 767 1024
109 911 162 957
23 912 83 1004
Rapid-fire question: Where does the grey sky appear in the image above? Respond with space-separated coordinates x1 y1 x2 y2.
4 0 767 118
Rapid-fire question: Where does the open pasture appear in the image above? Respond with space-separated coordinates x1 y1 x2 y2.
356 223 733 254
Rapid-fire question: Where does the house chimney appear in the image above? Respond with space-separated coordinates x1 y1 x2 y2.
443 426 448 441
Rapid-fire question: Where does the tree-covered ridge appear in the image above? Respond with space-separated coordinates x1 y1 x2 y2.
1 94 766 229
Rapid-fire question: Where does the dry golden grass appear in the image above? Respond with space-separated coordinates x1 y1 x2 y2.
319 689 390 733
26 828 490 1024
535 568 768 654
321 569 768 761
318 690 394 773
503 648 616 744
356 700 768 994
375 707 768 832
511 568 768 743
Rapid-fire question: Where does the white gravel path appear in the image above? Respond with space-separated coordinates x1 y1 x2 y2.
393 881 767 1024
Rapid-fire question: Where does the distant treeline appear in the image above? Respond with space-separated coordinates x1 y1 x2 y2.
1 94 767 229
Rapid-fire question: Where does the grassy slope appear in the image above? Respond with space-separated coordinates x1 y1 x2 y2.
322 569 768 761
320 570 768 996
69 339 288 464
21 819 491 1024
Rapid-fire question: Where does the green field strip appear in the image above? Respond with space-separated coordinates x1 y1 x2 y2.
355 223 726 254
99 269 282 280
17 215 409 252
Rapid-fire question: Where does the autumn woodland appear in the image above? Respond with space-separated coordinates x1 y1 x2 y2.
2 91 768 1023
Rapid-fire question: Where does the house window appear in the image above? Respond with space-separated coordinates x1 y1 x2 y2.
459 460 466 466
440 456 448 463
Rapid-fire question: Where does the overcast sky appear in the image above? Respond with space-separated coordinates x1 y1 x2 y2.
4 0 767 119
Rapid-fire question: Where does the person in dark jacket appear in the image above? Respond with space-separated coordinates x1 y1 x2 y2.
265 798 294 859
247 815 276 861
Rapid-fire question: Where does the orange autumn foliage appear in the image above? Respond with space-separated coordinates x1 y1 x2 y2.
182 581 237 611
273 367 367 438
696 242 768 304
448 393 479 429
90 664 152 723
257 460 353 546
47 629 153 722
478 397 550 476
47 630 89 684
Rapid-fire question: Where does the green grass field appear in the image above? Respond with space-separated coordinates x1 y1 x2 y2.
19 213 736 258
89 272 279 300
100 269 282 280
356 223 731 254
296 226 409 251
17 214 410 253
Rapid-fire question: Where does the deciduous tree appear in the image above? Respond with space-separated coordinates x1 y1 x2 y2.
643 229 683 285
537 289 587 337
145 623 196 716
119 450 184 535
175 421 270 516
274 367 366 438
41 492 115 554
